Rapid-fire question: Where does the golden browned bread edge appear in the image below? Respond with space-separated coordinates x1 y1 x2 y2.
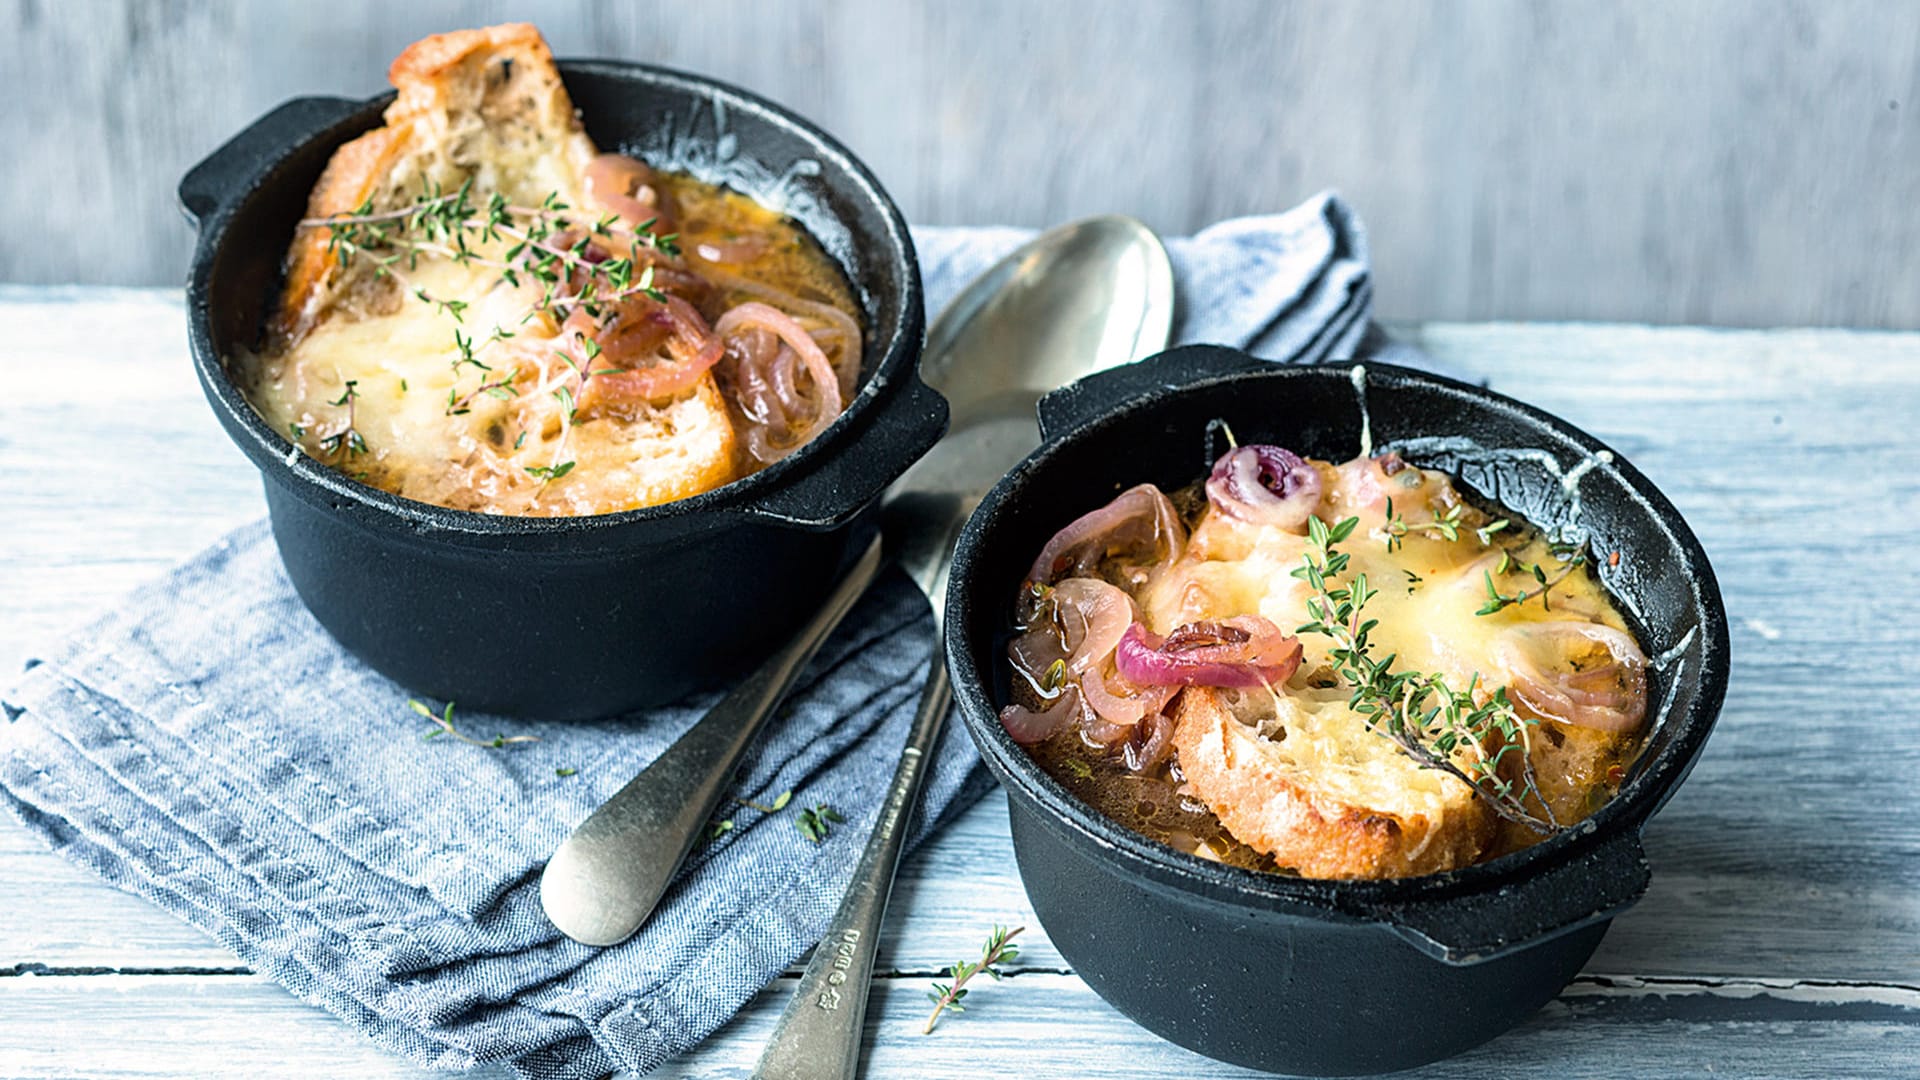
1169 688 1495 879
271 24 582 342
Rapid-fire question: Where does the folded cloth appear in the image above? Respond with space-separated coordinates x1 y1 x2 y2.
0 193 1387 1080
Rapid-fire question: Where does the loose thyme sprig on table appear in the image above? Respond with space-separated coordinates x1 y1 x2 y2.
707 790 842 843
924 925 1025 1035
409 699 540 749
795 803 845 844
1293 516 1559 834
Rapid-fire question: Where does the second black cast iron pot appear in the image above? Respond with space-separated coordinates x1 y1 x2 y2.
946 346 1729 1075
178 63 942 720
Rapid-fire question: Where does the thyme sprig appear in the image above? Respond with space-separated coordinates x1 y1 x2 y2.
1293 516 1558 834
409 699 540 749
305 179 677 326
706 791 840 842
317 379 367 459
1382 499 1509 552
1477 547 1589 615
303 179 678 445
924 925 1025 1034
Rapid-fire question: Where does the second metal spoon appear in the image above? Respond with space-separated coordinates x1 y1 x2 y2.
750 216 1174 1080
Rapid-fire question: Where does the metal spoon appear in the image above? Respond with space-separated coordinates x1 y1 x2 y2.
537 217 1171 951
750 216 1174 1080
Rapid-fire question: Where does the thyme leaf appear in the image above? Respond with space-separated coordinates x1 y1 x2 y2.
924 925 1024 1034
409 699 539 749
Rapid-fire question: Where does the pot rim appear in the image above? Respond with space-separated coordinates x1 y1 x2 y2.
946 354 1730 928
183 59 930 538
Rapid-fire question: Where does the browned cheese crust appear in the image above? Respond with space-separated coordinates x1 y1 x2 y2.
1169 688 1498 879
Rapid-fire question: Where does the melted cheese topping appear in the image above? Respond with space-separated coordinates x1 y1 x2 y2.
243 175 860 517
1142 456 1632 815
243 254 734 515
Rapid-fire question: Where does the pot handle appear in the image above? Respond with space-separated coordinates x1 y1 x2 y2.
740 372 949 530
1384 832 1651 965
178 96 365 225
1036 344 1267 443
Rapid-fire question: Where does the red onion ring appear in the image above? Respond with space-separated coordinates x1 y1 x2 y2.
1025 484 1187 588
1495 621 1649 732
1050 578 1136 676
570 293 724 405
716 301 845 461
583 153 676 233
1205 445 1322 531
1115 616 1303 689
1000 687 1082 745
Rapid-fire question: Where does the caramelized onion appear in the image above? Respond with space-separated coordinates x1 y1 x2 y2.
1205 445 1322 531
569 293 723 405
584 153 676 232
690 261 863 401
1080 665 1177 732
1025 484 1187 589
1496 621 1649 732
1051 578 1135 675
716 301 845 462
1124 708 1178 772
1000 687 1081 745
1114 617 1303 688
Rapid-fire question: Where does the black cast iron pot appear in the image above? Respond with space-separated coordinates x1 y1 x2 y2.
946 346 1729 1075
178 63 942 720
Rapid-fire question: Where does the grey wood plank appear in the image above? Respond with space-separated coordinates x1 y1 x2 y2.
2 2 1918 328
2 971 1918 1080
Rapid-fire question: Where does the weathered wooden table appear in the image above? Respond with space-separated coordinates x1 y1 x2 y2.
3 288 1915 1078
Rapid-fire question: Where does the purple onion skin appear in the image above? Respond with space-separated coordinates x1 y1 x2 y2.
1205 445 1322 530
1113 621 1302 689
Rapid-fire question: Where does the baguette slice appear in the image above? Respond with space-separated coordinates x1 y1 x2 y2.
262 24 737 514
277 23 596 342
1170 688 1497 879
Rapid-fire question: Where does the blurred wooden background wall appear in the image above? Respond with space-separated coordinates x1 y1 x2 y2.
4 0 1915 328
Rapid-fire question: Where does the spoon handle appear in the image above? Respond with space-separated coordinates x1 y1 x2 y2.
539 534 883 947
752 661 952 1080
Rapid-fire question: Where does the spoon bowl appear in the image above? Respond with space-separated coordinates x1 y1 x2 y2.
899 215 1175 504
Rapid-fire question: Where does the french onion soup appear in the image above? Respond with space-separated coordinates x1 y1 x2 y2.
237 24 863 516
1001 441 1650 879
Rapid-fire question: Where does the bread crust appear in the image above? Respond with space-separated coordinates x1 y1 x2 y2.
259 24 741 514
1170 689 1495 879
273 23 590 343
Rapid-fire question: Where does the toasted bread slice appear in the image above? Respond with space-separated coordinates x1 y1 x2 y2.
276 23 596 341
258 24 737 515
1170 688 1497 879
